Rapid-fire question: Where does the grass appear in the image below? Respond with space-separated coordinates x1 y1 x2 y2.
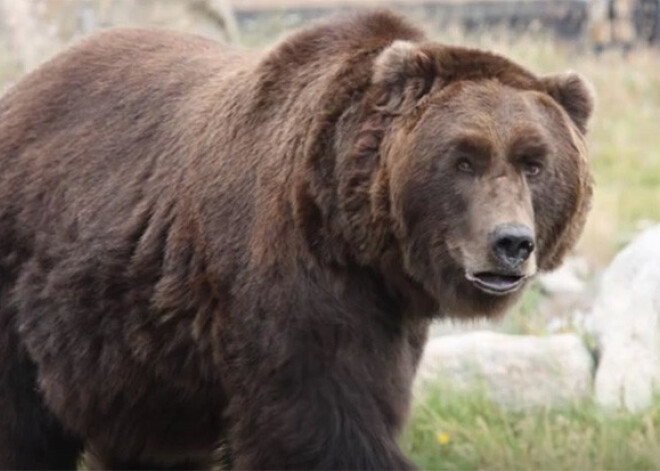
0 38 21 93
402 384 660 470
497 282 546 335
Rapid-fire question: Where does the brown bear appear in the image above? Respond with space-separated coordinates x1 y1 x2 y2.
0 10 593 470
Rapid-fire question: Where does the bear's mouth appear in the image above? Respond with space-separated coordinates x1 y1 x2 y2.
465 271 526 295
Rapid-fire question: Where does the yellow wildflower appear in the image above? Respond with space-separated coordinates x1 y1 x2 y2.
437 432 450 446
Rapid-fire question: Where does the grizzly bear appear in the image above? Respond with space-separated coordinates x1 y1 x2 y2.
0 10 593 470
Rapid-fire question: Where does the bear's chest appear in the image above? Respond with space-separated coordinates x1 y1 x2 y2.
85 372 228 462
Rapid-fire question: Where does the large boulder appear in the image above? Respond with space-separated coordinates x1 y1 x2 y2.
593 225 660 412
415 331 594 409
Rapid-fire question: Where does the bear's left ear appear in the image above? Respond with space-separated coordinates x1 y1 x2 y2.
542 72 595 134
373 40 436 112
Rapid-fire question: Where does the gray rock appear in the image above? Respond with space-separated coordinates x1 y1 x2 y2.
593 225 660 412
538 256 589 295
415 331 594 409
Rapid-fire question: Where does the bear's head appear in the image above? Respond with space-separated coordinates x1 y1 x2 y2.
337 40 594 318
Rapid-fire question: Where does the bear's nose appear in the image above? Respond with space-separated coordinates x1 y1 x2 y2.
490 224 535 269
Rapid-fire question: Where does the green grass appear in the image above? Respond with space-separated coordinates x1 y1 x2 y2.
497 282 546 335
403 385 660 470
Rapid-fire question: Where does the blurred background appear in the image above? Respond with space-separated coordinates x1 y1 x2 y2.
2 1 660 469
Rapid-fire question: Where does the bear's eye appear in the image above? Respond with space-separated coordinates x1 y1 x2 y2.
456 158 474 175
522 160 543 178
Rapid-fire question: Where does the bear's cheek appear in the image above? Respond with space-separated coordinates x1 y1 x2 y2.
531 161 579 260
395 177 471 282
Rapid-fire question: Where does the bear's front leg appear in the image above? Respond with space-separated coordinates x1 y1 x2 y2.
223 323 418 470
226 376 415 470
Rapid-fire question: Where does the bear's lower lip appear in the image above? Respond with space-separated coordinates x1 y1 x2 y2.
466 271 525 295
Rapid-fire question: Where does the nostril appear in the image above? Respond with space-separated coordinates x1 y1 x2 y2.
496 237 527 259
497 237 515 254
517 238 535 260
520 239 535 254
491 225 535 267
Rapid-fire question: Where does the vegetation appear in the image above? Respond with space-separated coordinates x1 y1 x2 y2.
403 384 660 470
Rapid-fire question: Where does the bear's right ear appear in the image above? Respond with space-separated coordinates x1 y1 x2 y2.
373 40 436 112
541 72 595 135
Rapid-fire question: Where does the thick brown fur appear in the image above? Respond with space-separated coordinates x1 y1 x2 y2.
0 10 593 469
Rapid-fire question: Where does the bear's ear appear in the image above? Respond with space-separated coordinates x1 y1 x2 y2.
542 72 595 134
373 40 435 112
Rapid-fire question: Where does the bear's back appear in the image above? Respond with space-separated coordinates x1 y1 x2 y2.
0 28 255 265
